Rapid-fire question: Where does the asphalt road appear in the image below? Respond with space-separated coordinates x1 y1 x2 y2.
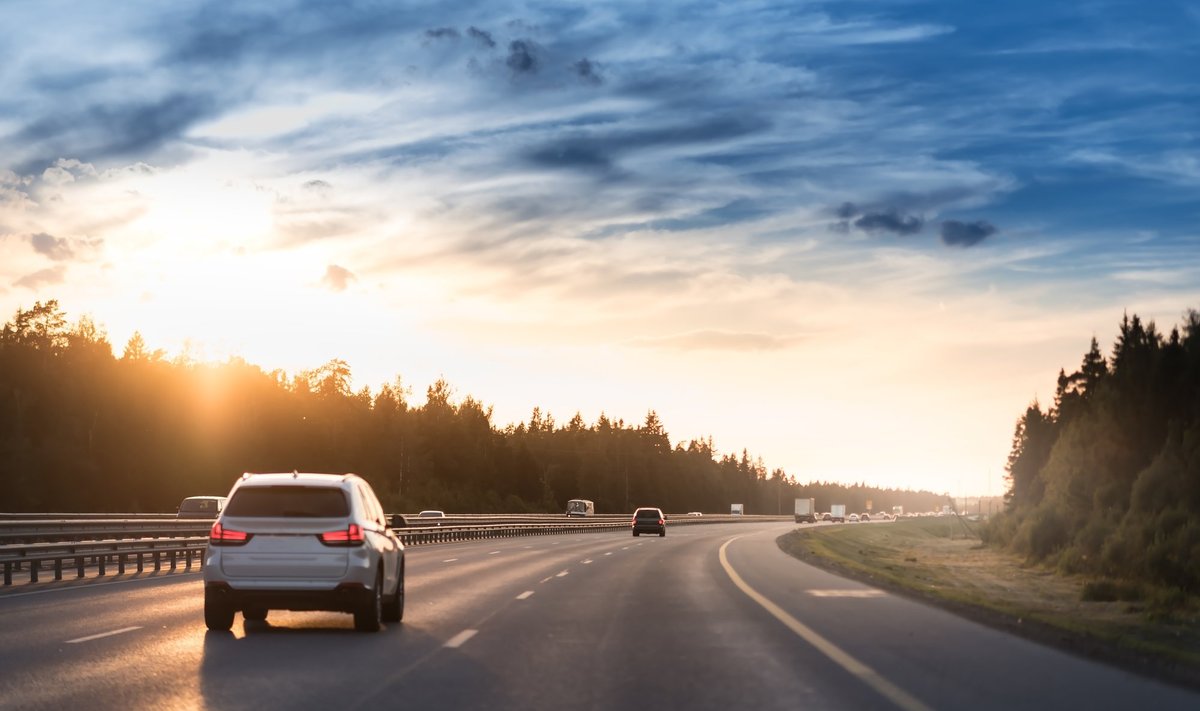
1 521 1197 710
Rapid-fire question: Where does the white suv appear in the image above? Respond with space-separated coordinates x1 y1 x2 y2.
203 472 405 632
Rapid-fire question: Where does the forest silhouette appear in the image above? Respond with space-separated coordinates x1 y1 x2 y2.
990 309 1200 595
0 300 945 516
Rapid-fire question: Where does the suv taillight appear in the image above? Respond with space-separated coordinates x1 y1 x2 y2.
658 518 664 525
319 523 365 546
209 522 252 546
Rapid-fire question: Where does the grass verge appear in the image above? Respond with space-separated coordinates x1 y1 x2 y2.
778 517 1200 691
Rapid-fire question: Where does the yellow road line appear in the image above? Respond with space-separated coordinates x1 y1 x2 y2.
718 537 932 711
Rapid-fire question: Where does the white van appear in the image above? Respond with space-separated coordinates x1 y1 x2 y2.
565 499 594 517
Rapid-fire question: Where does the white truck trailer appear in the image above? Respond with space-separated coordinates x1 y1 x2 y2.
830 504 846 523
794 498 817 523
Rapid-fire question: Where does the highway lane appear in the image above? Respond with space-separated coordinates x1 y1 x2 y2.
0 521 1197 710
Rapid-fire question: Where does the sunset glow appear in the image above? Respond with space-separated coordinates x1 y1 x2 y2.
3 1 1197 497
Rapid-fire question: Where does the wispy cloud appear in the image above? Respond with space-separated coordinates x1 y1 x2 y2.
629 330 802 352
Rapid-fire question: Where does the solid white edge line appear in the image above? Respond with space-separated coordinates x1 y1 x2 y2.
516 590 535 600
444 629 478 648
718 537 932 711
66 626 142 644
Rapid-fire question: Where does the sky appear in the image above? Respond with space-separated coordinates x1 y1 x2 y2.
2 0 1198 497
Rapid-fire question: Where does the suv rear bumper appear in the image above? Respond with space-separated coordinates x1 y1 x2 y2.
205 581 372 613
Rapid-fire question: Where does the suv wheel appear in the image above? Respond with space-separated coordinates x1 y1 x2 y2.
382 565 404 623
204 588 234 631
243 607 268 622
355 571 383 632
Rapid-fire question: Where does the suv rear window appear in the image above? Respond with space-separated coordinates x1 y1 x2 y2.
224 486 349 517
635 509 661 519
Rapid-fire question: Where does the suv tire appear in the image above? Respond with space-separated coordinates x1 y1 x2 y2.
243 607 268 622
205 589 234 631
355 571 383 632
382 567 404 623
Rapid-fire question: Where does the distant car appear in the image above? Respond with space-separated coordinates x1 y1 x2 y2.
203 472 405 633
417 510 445 519
631 507 666 537
848 513 860 523
821 513 832 522
860 513 872 522
686 511 703 517
177 496 226 519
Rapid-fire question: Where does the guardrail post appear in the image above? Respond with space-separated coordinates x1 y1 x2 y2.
76 557 85 578
137 552 144 573
154 551 162 572
30 560 39 583
54 558 63 581
98 555 106 576
118 555 126 575
169 550 177 571
3 561 10 585
185 549 193 571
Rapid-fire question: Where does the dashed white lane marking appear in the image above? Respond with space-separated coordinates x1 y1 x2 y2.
604 552 613 556
621 546 630 550
488 551 500 555
555 570 569 578
808 589 886 598
516 591 535 600
66 626 142 644
444 629 478 648
581 559 593 564
539 575 554 584
718 537 930 711
442 558 458 563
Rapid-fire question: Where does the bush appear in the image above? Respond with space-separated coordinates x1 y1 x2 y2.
1080 579 1144 602
1013 503 1069 561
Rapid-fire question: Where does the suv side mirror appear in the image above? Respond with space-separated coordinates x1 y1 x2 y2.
389 514 407 529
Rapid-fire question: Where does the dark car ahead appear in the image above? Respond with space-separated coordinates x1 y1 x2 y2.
177 496 227 519
631 507 666 537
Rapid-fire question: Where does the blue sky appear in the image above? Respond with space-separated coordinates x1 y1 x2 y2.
2 0 1197 495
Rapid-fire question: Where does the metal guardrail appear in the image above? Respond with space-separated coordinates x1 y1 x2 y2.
0 514 789 586
1 537 209 585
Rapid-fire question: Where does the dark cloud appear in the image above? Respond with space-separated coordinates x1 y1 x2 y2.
15 266 67 289
467 26 495 48
854 210 923 235
524 115 771 174
30 233 74 261
303 179 332 191
572 58 602 85
424 27 460 41
321 264 357 292
506 40 539 74
941 219 997 247
17 93 216 166
833 202 923 236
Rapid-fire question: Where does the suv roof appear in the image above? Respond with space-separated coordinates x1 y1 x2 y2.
236 472 359 488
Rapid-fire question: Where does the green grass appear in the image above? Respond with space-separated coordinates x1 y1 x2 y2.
779 518 1200 687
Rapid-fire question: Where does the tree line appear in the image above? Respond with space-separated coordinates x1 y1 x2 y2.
0 300 947 515
989 308 1200 595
